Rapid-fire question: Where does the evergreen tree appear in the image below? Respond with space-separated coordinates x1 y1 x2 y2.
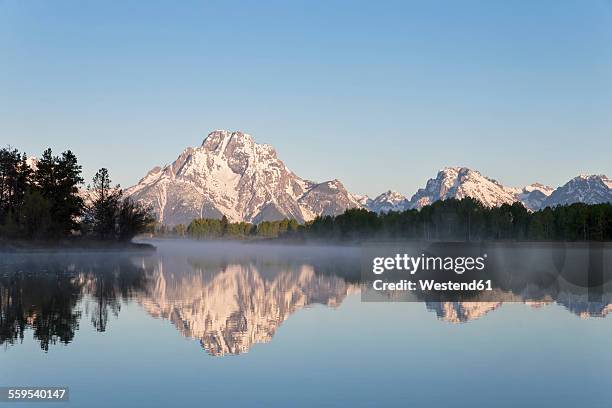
19 190 52 239
33 149 84 236
221 215 229 236
85 168 153 241
116 198 154 241
0 148 32 229
86 168 122 239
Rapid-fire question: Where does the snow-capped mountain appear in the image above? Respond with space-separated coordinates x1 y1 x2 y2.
407 167 520 209
125 130 362 225
516 183 555 211
367 190 410 213
406 168 610 211
543 174 612 207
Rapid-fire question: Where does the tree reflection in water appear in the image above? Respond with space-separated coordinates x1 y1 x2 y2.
0 253 149 351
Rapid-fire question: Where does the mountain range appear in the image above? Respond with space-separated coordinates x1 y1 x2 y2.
125 130 612 225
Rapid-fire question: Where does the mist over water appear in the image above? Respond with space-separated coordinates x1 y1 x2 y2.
2 240 612 407
146 238 362 266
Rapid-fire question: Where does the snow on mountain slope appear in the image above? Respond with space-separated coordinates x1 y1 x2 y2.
516 183 554 211
354 194 372 208
125 130 361 225
405 168 612 211
543 175 612 207
367 190 410 213
402 167 603 211
407 167 519 209
297 179 362 220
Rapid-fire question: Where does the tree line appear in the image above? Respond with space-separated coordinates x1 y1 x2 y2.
303 198 612 241
155 216 299 239
0 146 153 242
154 197 611 242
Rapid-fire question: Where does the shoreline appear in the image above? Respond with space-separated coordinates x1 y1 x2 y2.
0 239 156 253
141 236 612 246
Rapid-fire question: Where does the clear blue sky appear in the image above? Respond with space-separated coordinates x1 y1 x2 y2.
1 0 611 197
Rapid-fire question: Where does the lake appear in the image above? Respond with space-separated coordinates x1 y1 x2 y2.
2 240 612 407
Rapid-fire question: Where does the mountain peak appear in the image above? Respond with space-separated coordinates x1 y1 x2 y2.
440 166 479 176
409 166 515 209
202 130 254 149
364 190 409 213
575 174 609 181
543 173 612 207
377 190 406 202
441 166 470 172
568 174 610 186
126 130 360 225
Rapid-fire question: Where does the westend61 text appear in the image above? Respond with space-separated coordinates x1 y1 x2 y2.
372 279 493 291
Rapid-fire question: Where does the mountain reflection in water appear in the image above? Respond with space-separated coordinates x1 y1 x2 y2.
1 241 611 355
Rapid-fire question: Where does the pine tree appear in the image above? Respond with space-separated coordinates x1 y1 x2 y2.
117 198 154 241
0 148 31 227
33 149 84 236
86 168 122 239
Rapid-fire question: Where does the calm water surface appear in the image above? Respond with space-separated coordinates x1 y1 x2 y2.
1 240 612 407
